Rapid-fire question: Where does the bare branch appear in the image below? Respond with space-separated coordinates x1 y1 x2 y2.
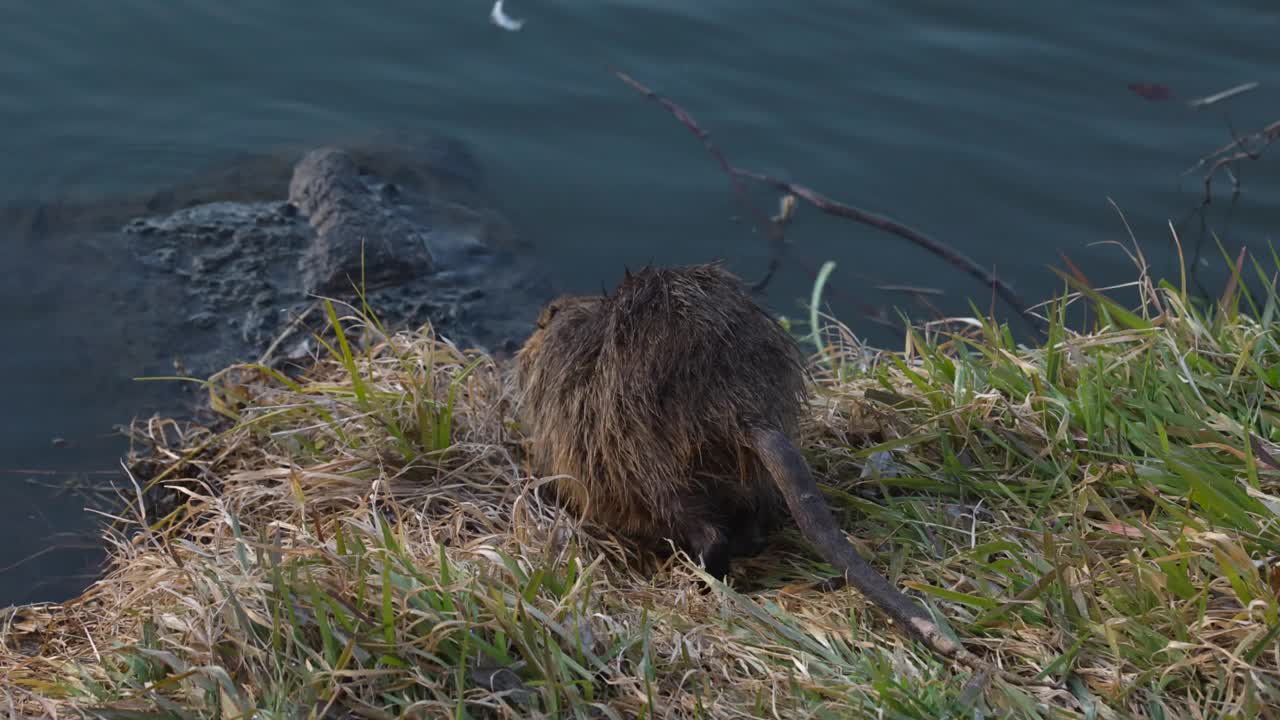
615 71 786 292
616 70 1046 337
1186 118 1280 204
733 169 1044 334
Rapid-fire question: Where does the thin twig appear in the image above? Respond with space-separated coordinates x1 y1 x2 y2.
617 67 878 311
1187 81 1260 110
737 169 1045 335
614 71 786 292
1185 118 1280 204
615 70 1046 337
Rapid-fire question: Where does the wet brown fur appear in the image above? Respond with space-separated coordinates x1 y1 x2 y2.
515 264 802 574
515 263 1057 688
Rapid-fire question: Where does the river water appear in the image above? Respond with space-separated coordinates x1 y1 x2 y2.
1 1 1276 606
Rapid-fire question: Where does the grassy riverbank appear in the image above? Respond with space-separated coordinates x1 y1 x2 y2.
2 245 1279 719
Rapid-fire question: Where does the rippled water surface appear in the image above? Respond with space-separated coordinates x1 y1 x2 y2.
1 0 1276 605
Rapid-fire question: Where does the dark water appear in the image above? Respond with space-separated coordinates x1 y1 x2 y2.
2 1 1277 606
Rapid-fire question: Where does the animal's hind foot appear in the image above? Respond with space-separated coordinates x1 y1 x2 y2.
682 520 732 582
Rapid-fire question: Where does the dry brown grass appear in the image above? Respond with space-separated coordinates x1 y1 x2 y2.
3 251 1279 718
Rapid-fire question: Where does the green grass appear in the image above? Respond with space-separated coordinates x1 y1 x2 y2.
2 241 1278 719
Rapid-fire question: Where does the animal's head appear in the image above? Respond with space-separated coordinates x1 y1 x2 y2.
516 294 604 390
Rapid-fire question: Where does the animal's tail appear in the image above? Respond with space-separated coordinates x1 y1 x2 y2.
747 427 1057 688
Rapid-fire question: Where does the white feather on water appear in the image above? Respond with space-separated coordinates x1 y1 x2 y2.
490 0 524 31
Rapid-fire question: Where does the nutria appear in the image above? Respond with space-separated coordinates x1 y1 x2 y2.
516 263 1051 686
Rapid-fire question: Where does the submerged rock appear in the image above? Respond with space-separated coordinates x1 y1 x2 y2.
289 147 434 296
0 131 559 607
125 201 311 349
109 132 554 381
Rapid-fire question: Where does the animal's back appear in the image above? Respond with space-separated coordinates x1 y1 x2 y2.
518 266 1054 687
516 263 808 557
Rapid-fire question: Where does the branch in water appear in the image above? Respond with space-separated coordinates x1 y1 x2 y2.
1185 118 1280 204
735 169 1044 335
615 70 1046 337
615 71 786 292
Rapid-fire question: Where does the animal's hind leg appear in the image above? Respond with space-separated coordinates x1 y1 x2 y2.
689 522 731 579
726 493 783 559
674 509 731 580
